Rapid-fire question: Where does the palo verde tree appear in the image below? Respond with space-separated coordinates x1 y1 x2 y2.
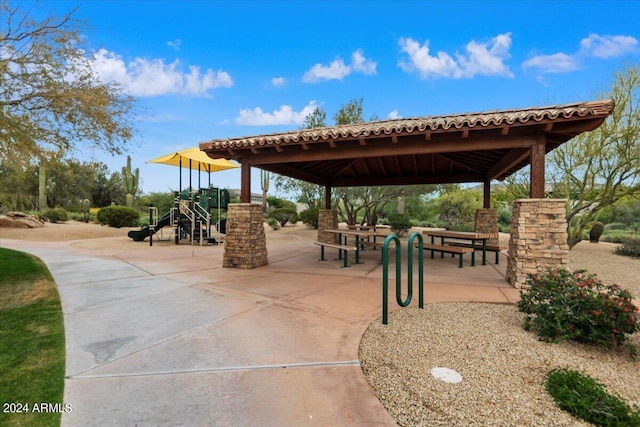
0 1 137 164
548 65 640 248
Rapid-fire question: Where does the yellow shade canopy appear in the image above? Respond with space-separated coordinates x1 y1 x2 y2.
147 147 239 172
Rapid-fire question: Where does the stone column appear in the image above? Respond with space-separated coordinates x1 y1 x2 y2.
506 199 568 288
223 203 268 269
317 209 338 243
475 208 499 245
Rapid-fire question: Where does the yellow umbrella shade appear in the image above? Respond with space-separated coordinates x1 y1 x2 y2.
147 147 239 172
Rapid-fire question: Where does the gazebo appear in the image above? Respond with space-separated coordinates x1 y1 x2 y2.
200 100 614 287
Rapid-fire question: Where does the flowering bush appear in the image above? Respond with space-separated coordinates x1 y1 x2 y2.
518 268 639 352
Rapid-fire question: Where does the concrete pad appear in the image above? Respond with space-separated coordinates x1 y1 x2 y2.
64 284 265 377
80 302 367 377
2 233 519 426
63 365 396 427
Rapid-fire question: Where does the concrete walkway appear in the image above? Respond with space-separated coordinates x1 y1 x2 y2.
2 233 519 426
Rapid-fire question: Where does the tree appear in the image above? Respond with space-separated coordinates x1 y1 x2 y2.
549 65 640 248
301 107 326 130
0 1 136 164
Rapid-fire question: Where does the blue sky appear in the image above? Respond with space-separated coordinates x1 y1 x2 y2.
35 0 640 194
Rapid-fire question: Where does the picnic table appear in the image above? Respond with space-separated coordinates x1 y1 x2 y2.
423 230 497 266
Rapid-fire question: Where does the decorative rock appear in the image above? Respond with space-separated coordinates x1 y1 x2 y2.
0 212 46 228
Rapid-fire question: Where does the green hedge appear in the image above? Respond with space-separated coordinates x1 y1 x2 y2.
96 205 140 228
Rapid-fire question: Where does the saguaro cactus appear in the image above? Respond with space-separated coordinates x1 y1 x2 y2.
82 199 91 223
38 164 46 211
121 156 139 208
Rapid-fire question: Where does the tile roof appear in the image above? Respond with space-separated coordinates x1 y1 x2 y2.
202 99 614 150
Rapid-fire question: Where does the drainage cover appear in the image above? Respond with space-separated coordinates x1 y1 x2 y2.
430 367 462 383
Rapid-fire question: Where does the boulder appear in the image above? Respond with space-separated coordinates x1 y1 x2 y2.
0 212 46 228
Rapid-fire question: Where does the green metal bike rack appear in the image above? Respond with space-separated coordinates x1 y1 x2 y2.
381 231 424 325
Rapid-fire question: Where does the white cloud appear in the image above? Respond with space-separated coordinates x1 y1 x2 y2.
351 49 377 75
398 33 513 79
91 48 233 97
523 33 637 75
167 39 182 51
388 109 401 119
580 33 638 58
236 101 318 126
522 52 579 73
271 76 286 87
302 49 377 83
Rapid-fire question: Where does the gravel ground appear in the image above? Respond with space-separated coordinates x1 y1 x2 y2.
3 222 639 425
360 236 640 427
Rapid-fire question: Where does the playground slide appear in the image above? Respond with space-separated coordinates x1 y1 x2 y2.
128 211 172 242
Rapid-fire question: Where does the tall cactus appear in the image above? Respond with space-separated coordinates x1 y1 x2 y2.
261 169 270 211
82 199 91 223
38 163 46 211
121 155 139 208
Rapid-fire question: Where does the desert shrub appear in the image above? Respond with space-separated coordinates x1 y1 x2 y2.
497 206 512 233
606 222 629 231
68 212 96 223
138 215 150 228
388 213 411 237
266 217 280 230
96 205 140 228
615 237 640 258
518 268 639 353
268 208 298 227
43 208 68 223
298 207 319 229
603 232 636 244
546 368 640 426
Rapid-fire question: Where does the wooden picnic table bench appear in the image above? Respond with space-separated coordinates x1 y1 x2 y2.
419 243 474 268
313 241 358 268
446 242 508 264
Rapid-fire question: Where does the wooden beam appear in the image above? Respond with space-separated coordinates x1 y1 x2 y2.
275 145 283 153
325 185 332 209
501 127 509 136
250 147 258 154
238 133 537 165
329 141 336 148
462 129 469 138
258 163 329 187
483 179 491 208
241 163 251 203
359 138 366 146
331 172 484 187
301 143 310 150
424 132 431 141
487 147 530 180
530 129 546 198
391 135 398 143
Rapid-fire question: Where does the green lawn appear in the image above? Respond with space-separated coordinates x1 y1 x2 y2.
0 247 66 427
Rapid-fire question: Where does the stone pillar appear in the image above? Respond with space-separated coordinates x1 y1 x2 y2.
506 199 569 288
318 209 338 243
475 208 499 245
223 204 268 269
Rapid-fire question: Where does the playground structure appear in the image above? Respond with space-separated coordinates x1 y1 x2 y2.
128 146 238 245
128 186 230 245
